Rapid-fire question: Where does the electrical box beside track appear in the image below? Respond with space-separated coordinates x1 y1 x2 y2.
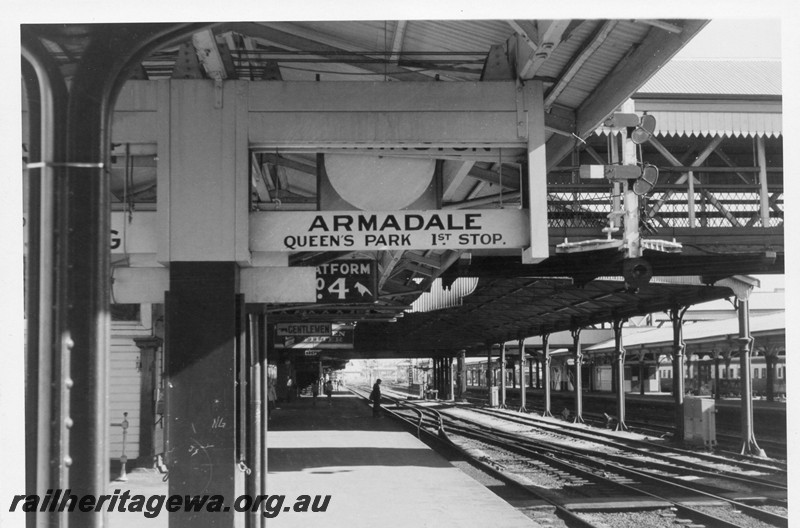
489 387 499 408
684 397 717 448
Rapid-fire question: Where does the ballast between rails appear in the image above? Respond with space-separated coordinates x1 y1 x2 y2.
348 385 604 528
357 386 787 528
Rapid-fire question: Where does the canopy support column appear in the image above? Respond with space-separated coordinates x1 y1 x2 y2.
613 318 628 431
738 299 766 457
542 334 553 417
571 328 584 423
518 339 528 412
671 306 688 441
500 343 507 408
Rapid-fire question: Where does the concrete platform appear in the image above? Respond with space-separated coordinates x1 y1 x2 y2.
266 390 538 527
104 390 538 527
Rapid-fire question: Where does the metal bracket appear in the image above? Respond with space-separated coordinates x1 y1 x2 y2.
515 78 527 139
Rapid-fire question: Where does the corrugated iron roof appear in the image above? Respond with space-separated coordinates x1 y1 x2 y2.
639 60 782 96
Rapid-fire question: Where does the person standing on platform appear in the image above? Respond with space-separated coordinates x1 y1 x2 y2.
286 375 295 402
370 379 382 418
312 378 320 406
267 379 277 420
324 379 334 405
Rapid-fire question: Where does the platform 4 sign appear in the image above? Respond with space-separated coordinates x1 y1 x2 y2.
316 260 377 304
250 209 530 252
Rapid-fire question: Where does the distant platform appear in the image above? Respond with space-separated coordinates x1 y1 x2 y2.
267 390 537 527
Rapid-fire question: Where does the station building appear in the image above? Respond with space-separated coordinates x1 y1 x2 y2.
19 19 784 527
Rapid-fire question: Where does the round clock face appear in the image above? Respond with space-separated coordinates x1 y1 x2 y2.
324 154 436 210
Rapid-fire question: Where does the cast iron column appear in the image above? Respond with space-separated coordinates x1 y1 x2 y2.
612 319 628 431
458 351 467 399
671 306 688 441
500 344 507 408
738 299 766 457
518 338 527 412
571 328 584 423
542 334 553 417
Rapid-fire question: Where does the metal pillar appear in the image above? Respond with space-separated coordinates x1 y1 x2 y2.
23 24 210 528
571 328 584 423
518 339 528 412
670 306 688 441
431 356 438 398
530 353 536 389
638 349 646 396
246 312 263 528
22 37 70 528
458 351 467 399
542 334 553 417
738 300 766 457
486 343 493 387
440 357 446 397
757 136 770 227
258 313 268 528
713 350 721 401
500 343 507 408
612 319 628 431
448 357 455 401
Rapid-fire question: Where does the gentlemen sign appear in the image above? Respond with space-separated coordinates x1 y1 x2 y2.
275 325 354 350
250 209 530 252
276 322 332 337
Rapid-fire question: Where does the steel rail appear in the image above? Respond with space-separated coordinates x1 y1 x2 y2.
440 411 787 528
353 386 604 528
467 406 787 486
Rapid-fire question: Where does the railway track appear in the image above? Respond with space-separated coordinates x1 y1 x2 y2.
355 385 788 528
458 391 788 461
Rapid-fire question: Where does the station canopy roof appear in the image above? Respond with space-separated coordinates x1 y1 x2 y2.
22 20 784 355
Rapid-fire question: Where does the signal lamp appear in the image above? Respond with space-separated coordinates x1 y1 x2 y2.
631 114 656 145
632 164 659 196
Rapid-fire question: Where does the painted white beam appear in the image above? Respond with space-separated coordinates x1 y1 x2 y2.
112 267 168 303
510 20 572 79
523 82 549 263
390 21 408 63
248 81 529 147
442 160 475 202
192 29 228 81
112 80 533 148
240 267 317 302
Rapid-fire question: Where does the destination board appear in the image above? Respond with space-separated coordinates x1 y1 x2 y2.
250 209 530 252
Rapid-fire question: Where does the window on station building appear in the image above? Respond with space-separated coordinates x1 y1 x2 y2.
110 143 158 210
111 303 141 322
250 151 318 211
778 366 784 379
